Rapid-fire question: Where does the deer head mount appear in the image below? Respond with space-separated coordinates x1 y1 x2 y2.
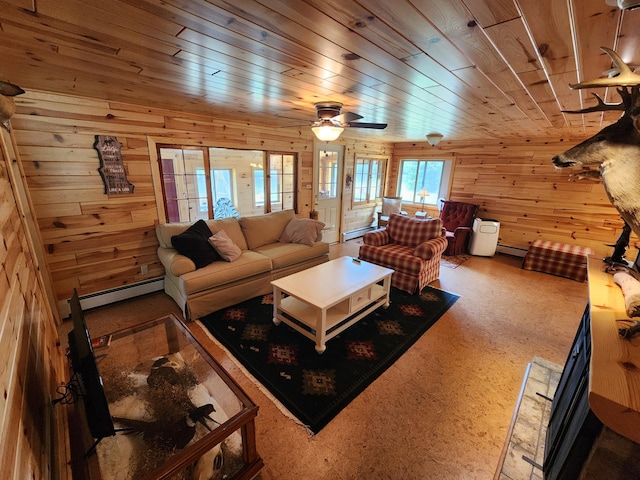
552 47 640 265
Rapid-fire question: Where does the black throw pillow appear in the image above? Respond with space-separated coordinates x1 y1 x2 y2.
171 219 220 269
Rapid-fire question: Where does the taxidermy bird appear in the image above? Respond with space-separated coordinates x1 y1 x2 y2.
0 80 25 132
114 403 216 450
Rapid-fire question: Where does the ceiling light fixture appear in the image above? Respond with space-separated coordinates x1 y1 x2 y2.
312 123 344 142
426 133 443 146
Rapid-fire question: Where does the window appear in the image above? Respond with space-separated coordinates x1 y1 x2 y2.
317 150 339 200
159 147 211 223
398 160 447 206
353 157 385 203
211 168 232 203
253 168 265 207
268 153 295 211
158 145 296 222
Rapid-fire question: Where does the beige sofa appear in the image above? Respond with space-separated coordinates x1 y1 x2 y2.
155 210 330 320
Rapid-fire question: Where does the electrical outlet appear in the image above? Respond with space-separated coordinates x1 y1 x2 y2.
141 265 149 275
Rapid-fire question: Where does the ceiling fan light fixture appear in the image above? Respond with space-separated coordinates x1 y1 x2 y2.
312 125 344 142
426 133 443 146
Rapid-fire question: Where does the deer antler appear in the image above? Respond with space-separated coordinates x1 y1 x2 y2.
562 48 640 115
563 91 627 114
570 47 640 89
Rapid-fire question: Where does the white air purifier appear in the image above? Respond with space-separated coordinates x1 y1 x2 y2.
469 218 500 257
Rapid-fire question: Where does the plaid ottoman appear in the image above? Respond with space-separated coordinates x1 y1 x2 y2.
522 240 593 282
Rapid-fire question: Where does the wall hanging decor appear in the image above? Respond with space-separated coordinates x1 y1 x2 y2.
93 135 134 195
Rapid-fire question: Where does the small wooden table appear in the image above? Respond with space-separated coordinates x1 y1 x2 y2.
271 256 393 353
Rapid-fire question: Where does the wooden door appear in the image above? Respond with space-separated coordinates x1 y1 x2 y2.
313 144 343 243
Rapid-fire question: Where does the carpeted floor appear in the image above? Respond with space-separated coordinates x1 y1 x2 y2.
199 285 459 433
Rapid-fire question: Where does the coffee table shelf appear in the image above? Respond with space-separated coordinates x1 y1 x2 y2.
271 257 393 353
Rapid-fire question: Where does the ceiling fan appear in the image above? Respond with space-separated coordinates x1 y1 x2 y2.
310 102 387 141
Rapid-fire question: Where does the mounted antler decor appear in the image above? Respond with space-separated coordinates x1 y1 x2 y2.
552 47 640 269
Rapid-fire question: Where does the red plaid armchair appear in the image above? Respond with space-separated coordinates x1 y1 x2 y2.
359 214 448 294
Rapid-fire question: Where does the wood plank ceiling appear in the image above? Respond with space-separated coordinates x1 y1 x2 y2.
0 0 638 143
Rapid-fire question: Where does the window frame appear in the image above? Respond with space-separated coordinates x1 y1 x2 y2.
352 156 386 206
156 144 297 222
397 159 451 207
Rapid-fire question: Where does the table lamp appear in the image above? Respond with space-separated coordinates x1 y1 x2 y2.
418 189 428 212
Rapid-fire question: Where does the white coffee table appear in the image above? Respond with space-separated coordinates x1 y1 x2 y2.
271 256 394 353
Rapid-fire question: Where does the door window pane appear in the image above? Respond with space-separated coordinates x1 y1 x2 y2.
318 150 338 200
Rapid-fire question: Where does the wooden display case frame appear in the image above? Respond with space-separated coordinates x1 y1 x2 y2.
70 314 263 480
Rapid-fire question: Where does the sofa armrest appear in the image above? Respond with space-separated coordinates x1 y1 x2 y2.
414 236 448 260
362 229 390 246
157 247 196 277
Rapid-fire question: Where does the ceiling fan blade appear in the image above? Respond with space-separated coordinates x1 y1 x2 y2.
347 122 388 129
332 111 363 123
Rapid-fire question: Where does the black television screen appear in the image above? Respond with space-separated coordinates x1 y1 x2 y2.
67 289 115 440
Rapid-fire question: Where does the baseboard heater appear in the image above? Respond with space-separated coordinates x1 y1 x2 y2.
342 226 375 242
59 277 164 318
496 244 528 258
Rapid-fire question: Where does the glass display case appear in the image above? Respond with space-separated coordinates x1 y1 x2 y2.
82 314 262 480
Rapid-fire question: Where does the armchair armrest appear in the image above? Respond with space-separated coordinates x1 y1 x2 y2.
453 226 472 235
414 236 448 260
451 226 473 252
362 229 390 247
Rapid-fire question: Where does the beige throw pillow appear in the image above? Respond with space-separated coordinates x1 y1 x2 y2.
279 218 325 247
208 229 242 262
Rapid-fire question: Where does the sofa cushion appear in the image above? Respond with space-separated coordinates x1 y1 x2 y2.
205 217 248 251
387 214 443 247
208 230 242 262
240 210 295 250
279 218 325 246
253 241 330 270
179 251 272 295
170 219 220 269
156 221 196 249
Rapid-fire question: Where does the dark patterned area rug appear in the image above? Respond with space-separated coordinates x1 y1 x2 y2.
199 286 459 434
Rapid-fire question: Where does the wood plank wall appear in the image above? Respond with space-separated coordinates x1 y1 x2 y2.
393 139 624 259
0 130 69 478
11 90 393 317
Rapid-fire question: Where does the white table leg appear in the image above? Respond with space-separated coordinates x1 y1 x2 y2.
315 308 327 354
273 286 282 325
382 274 392 308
